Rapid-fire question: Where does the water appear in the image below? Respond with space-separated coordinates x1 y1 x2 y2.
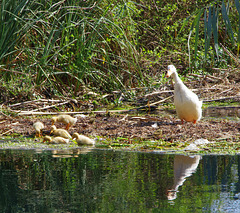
203 106 240 118
1 149 240 212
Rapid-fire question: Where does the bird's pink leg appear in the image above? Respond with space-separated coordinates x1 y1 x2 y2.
66 123 70 130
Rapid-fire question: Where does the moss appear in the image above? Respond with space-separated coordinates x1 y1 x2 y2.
2 135 238 155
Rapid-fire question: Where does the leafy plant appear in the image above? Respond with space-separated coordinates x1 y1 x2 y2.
0 0 147 98
183 0 240 68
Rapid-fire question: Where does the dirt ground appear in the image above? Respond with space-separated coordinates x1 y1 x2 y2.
0 111 239 143
0 71 240 144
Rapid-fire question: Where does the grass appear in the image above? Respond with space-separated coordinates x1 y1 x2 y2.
1 135 240 155
0 0 239 106
0 0 148 100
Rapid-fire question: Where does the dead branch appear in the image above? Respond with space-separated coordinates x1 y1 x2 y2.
220 43 240 64
0 67 29 76
144 90 174 98
145 87 218 99
17 109 131 116
190 73 224 82
0 129 14 136
149 95 174 106
8 99 65 107
30 101 70 112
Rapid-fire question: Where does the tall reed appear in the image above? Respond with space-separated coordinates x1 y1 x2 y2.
1 0 145 98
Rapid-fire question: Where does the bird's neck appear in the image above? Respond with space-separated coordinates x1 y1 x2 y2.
172 71 182 84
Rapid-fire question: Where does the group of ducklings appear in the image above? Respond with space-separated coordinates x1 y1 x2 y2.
33 114 95 146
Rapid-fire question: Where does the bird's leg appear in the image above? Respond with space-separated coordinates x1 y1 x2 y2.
66 123 70 130
193 120 197 124
181 119 184 125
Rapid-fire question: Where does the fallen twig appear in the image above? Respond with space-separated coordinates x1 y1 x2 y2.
218 88 234 96
17 109 131 116
31 101 70 112
190 73 224 82
130 115 164 122
0 129 14 136
149 95 174 106
0 67 29 76
145 87 218 98
220 43 240 64
8 99 66 107
144 90 174 98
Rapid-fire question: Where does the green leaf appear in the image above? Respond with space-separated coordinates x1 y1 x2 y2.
194 9 203 61
180 15 192 34
204 7 212 59
235 0 240 52
235 0 240 14
212 5 219 60
222 0 235 44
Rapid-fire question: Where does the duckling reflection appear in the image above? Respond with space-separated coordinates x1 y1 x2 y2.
167 155 201 201
51 148 93 158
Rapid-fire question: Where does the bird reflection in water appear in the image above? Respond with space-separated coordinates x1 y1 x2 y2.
51 148 93 158
167 155 201 201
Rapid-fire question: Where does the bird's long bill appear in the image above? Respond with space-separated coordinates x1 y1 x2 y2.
166 69 172 78
50 130 53 134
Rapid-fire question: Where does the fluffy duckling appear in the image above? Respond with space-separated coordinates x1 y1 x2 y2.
51 114 77 130
72 133 95 145
50 125 72 139
166 65 202 124
43 136 69 144
33 121 44 137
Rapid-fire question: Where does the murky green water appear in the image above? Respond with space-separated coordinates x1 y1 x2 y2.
203 106 240 118
0 148 240 212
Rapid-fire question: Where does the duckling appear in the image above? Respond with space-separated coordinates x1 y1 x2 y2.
43 135 69 144
51 114 77 130
72 132 95 145
33 121 44 137
166 65 202 124
50 125 72 139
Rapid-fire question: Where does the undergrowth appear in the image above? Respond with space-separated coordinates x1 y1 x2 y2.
0 0 239 104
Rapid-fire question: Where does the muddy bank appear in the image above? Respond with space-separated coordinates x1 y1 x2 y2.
0 75 240 153
1 109 239 143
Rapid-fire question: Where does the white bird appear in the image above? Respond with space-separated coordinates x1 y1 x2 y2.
51 114 77 130
50 125 72 139
72 133 95 145
166 65 202 124
33 121 45 137
43 136 69 144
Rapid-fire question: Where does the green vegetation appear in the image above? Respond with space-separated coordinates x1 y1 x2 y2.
0 0 239 103
1 134 240 155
